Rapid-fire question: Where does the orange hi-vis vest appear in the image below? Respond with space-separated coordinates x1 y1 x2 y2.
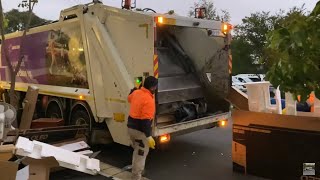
298 93 315 112
128 87 155 120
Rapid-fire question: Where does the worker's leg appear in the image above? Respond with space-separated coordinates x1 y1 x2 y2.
128 128 149 180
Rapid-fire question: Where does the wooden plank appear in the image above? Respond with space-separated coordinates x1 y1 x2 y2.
226 87 248 111
19 86 39 130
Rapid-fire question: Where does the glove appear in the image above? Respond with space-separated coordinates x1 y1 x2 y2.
282 108 286 115
147 136 156 149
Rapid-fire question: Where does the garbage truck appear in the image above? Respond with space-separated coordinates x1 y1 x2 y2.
0 1 232 146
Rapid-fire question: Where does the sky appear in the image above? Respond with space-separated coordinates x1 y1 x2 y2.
2 0 319 25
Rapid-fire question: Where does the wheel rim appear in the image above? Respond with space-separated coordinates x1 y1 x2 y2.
71 111 91 143
50 113 60 118
75 117 88 125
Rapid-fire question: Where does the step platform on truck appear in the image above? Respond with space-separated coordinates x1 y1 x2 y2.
232 110 320 180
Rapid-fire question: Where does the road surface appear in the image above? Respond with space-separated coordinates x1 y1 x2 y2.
51 119 267 180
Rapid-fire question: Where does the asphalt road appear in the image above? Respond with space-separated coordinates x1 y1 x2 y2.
51 119 267 180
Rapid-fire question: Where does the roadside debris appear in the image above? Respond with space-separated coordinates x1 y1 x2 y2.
15 137 100 175
0 89 148 180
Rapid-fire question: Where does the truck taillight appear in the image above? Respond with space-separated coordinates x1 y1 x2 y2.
157 17 164 24
222 23 233 35
156 16 176 25
219 120 227 127
159 134 170 143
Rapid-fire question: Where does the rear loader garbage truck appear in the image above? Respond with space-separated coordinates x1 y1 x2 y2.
0 1 232 146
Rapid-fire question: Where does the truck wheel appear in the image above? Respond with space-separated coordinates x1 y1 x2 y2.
70 109 92 143
71 109 91 127
46 101 63 119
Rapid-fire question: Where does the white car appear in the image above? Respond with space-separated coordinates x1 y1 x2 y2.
232 76 247 92
234 74 262 83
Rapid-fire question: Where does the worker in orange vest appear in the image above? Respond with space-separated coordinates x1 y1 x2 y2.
127 76 158 180
308 93 315 112
297 93 315 112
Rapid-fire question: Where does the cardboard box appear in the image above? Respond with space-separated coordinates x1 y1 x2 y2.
0 157 59 180
0 160 18 180
22 157 59 180
0 144 15 161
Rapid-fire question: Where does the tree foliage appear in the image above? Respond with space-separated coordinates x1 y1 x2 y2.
266 1 320 101
232 6 306 75
231 36 262 74
4 9 47 33
0 0 38 111
188 0 231 22
232 11 283 74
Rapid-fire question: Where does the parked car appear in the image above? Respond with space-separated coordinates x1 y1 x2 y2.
232 76 247 92
234 74 262 83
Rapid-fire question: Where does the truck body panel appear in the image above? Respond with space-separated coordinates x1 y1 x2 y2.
0 3 231 146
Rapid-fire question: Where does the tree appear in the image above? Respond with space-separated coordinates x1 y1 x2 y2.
0 0 38 112
5 9 47 34
233 11 283 74
266 1 320 101
231 6 306 75
188 0 231 22
231 36 261 74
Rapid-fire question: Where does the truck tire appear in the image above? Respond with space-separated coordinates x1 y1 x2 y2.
70 109 91 127
46 101 63 119
70 108 92 143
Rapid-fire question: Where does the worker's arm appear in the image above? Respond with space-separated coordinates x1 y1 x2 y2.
140 119 152 137
128 88 137 103
140 98 155 137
